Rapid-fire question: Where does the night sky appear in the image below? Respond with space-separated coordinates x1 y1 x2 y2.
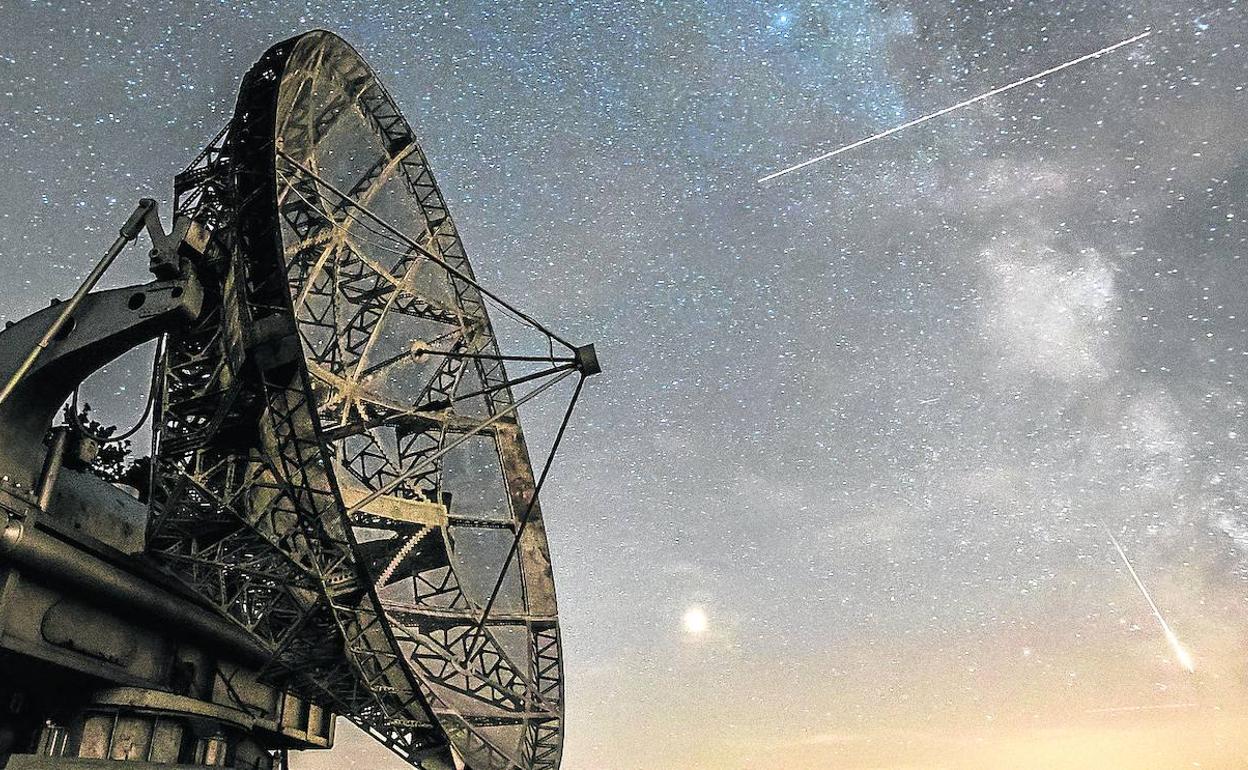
2 1 1247 768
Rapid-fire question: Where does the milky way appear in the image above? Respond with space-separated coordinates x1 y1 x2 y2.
757 28 1151 181
1 2 1245 768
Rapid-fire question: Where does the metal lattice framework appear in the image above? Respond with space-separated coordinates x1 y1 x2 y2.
147 30 590 770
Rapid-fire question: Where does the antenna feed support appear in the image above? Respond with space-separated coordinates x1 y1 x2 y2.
573 344 601 377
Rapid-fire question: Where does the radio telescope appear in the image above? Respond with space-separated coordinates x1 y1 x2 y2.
0 30 595 770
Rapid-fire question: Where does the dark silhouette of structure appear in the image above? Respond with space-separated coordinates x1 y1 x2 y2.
0 31 595 770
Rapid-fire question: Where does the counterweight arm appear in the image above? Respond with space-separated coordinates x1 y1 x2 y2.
0 200 156 410
0 200 203 494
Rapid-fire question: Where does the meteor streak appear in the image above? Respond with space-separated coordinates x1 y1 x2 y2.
1102 522 1196 673
757 29 1152 183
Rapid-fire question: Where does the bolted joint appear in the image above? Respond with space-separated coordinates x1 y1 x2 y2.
121 198 158 240
573 344 601 376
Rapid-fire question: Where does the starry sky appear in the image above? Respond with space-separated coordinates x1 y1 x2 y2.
2 1 1247 768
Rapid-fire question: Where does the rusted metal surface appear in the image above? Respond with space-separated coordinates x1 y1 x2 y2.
0 28 590 769
145 30 594 770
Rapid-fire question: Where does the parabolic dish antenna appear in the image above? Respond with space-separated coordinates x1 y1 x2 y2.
147 30 596 770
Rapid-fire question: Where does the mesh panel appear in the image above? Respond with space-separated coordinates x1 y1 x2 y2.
273 31 565 770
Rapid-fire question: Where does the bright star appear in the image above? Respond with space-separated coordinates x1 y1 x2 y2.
771 10 794 30
682 606 708 636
